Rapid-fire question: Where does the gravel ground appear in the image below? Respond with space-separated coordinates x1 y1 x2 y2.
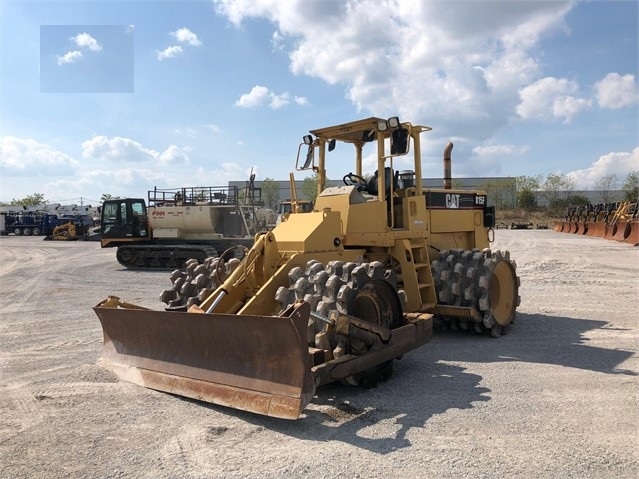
0 230 637 479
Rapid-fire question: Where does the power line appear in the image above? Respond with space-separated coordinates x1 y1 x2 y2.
49 197 102 205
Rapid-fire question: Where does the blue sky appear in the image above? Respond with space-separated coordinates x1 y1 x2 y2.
0 0 637 204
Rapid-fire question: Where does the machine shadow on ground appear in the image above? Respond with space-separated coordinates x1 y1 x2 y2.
230 360 489 454
208 311 636 453
430 312 636 376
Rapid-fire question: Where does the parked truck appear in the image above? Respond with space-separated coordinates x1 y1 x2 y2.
0 211 62 236
0 203 100 238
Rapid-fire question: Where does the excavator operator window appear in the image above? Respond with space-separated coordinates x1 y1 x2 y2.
101 201 123 237
130 201 146 216
128 200 147 237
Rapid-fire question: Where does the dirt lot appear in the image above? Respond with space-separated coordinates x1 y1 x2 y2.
1 231 637 479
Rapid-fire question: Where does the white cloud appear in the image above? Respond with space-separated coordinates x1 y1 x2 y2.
71 32 102 51
174 124 221 137
57 167 167 199
0 136 80 174
159 144 189 164
235 85 269 108
171 27 202 46
567 148 639 189
469 144 530 176
81 135 189 165
517 77 591 123
213 0 576 139
82 136 156 162
157 45 183 60
56 32 102 66
269 92 289 109
174 127 198 138
235 85 306 109
56 50 83 65
595 73 639 109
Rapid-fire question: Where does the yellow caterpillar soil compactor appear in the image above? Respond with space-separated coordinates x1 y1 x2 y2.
94 116 520 419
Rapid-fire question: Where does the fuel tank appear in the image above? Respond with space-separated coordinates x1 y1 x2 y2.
149 204 246 239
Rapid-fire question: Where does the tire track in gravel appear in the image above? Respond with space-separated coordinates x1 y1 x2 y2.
0 386 51 446
0 238 113 418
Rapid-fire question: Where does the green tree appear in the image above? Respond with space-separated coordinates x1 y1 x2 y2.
301 172 325 201
516 175 542 209
260 177 280 210
100 193 120 202
517 189 538 208
567 194 590 205
516 174 542 192
542 173 576 207
480 178 516 209
9 193 46 206
593 173 618 203
621 170 639 202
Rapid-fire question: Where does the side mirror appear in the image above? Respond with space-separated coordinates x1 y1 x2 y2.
391 127 409 155
302 145 314 169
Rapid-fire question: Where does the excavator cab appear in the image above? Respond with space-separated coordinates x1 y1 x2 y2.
100 198 149 248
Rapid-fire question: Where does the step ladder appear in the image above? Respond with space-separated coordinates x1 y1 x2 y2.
394 237 437 311
238 204 257 236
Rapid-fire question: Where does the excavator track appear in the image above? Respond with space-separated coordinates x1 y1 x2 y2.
430 248 520 337
116 244 218 270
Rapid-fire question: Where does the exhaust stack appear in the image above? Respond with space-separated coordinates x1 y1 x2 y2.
443 142 453 190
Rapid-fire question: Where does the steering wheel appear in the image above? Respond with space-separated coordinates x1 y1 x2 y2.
343 173 368 192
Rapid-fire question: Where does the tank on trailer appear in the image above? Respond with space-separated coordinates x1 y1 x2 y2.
100 184 265 269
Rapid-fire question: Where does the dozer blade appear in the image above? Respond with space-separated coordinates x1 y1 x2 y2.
93 299 315 420
624 221 639 246
578 222 588 235
585 222 604 237
612 220 630 242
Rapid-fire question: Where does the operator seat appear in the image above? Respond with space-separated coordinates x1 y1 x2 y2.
367 167 399 197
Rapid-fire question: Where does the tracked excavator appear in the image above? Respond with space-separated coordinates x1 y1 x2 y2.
100 184 263 269
94 116 520 420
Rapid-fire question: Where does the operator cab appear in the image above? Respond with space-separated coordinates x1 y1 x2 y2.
295 116 426 230
100 198 149 244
